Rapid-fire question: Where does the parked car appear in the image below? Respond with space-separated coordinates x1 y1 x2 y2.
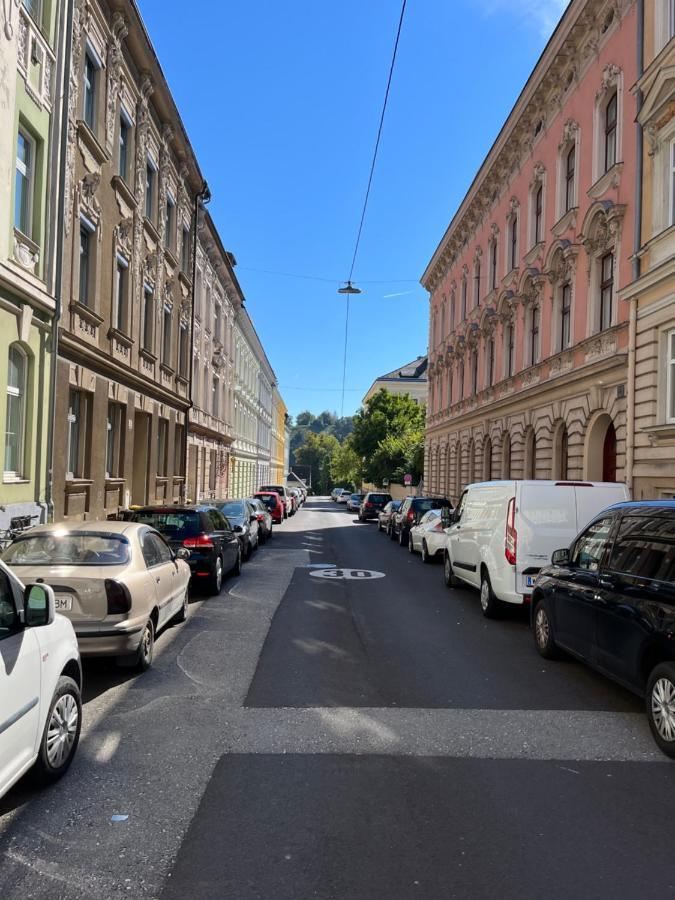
0 560 82 799
255 491 284 524
331 488 344 501
358 492 393 522
248 497 273 542
346 493 365 513
288 490 299 514
129 506 241 596
336 490 349 504
3 521 193 670
392 496 453 546
214 499 260 559
408 508 451 563
259 485 292 517
443 480 630 618
531 500 675 758
378 500 401 535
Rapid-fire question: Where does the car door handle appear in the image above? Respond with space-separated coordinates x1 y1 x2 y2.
598 577 615 590
156 576 161 583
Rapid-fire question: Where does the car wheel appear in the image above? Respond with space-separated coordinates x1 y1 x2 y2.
208 555 224 593
389 524 396 541
398 527 406 547
34 676 81 782
479 570 501 619
173 585 189 623
421 541 432 564
136 618 155 671
259 529 266 546
646 663 675 758
444 553 461 588
533 598 560 659
377 520 382 532
232 546 242 576
408 533 415 554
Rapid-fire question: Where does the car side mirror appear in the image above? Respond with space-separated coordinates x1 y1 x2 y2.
250 515 257 523
234 525 243 533
552 548 570 566
175 547 191 561
24 583 55 627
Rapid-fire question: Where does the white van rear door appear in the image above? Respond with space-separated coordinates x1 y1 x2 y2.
574 483 630 533
517 483 578 592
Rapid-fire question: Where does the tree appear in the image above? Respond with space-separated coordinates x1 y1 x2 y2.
350 389 426 485
289 410 354 466
330 438 361 489
294 432 340 494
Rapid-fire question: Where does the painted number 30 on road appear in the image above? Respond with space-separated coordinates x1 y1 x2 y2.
310 568 385 580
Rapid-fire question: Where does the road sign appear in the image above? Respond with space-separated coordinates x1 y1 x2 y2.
382 479 389 486
404 474 412 485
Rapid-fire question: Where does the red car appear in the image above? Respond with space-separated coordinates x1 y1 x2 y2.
254 491 284 524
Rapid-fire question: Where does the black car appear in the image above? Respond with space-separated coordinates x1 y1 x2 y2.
392 496 453 546
378 500 401 534
213 499 260 559
129 505 241 593
531 500 675 758
358 492 393 522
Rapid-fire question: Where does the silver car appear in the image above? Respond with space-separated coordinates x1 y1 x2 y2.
2 522 191 671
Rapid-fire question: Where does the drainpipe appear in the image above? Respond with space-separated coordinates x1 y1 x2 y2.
626 0 644 499
183 180 210 501
45 0 74 522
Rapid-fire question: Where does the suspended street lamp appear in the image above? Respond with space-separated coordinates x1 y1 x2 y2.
337 281 362 295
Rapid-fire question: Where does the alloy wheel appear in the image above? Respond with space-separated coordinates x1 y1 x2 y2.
46 693 79 769
535 607 550 650
480 580 490 612
215 556 223 592
140 622 154 665
651 677 675 742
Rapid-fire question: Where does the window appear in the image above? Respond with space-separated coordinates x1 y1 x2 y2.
470 349 478 395
5 345 27 476
487 336 495 387
608 515 675 582
22 0 42 23
561 283 572 350
113 255 128 332
146 158 156 220
78 222 93 306
530 306 540 365
83 52 97 131
599 251 614 331
105 402 124 478
509 214 518 271
533 185 543 245
439 303 445 341
461 278 467 321
571 516 615 571
15 129 34 237
181 225 191 272
174 424 184 474
604 92 617 173
165 195 175 250
67 390 89 479
490 240 498 290
214 304 222 342
448 367 453 405
450 291 456 332
564 145 575 212
670 140 675 227
142 285 154 350
458 359 464 399
157 418 168 476
505 321 515 377
559 426 569 480
474 259 481 307
179 323 188 377
162 304 172 366
212 376 220 418
118 111 131 180
666 330 675 424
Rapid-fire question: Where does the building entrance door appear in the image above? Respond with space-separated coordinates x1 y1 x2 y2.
131 411 151 505
602 422 617 482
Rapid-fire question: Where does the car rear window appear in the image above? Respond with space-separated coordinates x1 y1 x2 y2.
609 515 675 581
413 498 451 512
256 494 278 508
3 533 130 565
219 501 246 518
369 494 392 503
260 485 284 495
131 511 201 539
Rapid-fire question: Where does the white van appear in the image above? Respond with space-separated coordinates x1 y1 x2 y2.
442 480 630 617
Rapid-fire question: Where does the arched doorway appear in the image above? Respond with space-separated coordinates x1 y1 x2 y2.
501 433 511 479
525 429 537 480
585 413 618 482
483 436 493 481
467 439 475 485
603 422 616 482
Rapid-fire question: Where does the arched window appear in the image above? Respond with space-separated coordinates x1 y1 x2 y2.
525 429 537 479
5 345 27 476
603 422 617 481
483 436 493 480
560 427 569 479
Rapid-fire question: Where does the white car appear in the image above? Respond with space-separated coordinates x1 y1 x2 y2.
336 491 349 504
331 489 344 501
0 559 82 800
443 479 630 617
408 509 447 563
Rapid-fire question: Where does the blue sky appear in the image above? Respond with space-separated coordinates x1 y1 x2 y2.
138 0 568 420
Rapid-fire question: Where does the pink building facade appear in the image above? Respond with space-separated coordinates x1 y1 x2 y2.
421 0 638 502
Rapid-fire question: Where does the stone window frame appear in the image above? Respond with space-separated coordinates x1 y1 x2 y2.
66 387 92 480
592 66 623 186
118 105 133 183
82 41 103 136
145 153 158 223
661 327 675 425
142 282 155 352
556 120 580 221
505 200 519 275
473 249 482 308
528 165 546 250
165 191 176 252
161 303 172 368
4 343 29 481
15 125 36 240
581 205 622 337
105 401 125 479
654 0 675 55
112 251 130 334
77 213 99 311
525 302 541 367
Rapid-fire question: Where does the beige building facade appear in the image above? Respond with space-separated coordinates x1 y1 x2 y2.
52 0 204 519
363 356 428 406
270 385 287 484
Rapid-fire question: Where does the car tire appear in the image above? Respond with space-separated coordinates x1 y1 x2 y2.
232 546 242 576
377 520 382 532
398 527 406 547
533 598 561 659
408 533 415 554
33 676 81 783
646 663 675 758
421 541 432 564
259 529 266 546
208 554 224 594
135 618 155 671
479 569 501 619
173 586 189 623
444 553 461 588
389 524 397 541
245 539 253 561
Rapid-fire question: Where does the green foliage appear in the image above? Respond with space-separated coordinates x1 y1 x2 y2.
289 410 354 466
350 389 426 485
294 432 340 495
330 438 361 490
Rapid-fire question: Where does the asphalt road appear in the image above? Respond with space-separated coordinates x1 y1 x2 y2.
1 498 673 899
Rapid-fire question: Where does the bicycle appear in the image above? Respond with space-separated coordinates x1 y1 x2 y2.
0 514 39 550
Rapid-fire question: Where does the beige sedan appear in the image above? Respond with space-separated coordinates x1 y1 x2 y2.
2 521 191 671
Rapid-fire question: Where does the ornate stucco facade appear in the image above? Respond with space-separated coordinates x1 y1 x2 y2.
270 385 287 484
422 0 637 502
620 1 675 500
186 211 239 503
52 0 203 519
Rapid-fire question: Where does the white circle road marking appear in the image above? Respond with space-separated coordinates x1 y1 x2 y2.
310 568 385 580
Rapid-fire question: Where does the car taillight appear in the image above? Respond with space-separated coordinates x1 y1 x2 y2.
366 502 374 509
505 496 517 565
105 579 132 615
256 514 265 521
407 510 414 522
433 520 444 532
183 533 215 549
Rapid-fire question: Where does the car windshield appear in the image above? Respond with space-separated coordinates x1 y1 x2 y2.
3 532 130 566
219 501 246 517
131 511 201 539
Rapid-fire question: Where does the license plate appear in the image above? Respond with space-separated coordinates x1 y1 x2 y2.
525 575 536 587
54 594 73 611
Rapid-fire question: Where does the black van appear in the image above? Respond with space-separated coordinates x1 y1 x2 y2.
531 501 675 758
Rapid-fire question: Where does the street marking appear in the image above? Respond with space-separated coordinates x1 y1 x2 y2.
304 563 337 569
310 568 385 580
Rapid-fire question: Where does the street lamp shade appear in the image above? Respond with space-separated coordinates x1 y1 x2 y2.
337 281 362 295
